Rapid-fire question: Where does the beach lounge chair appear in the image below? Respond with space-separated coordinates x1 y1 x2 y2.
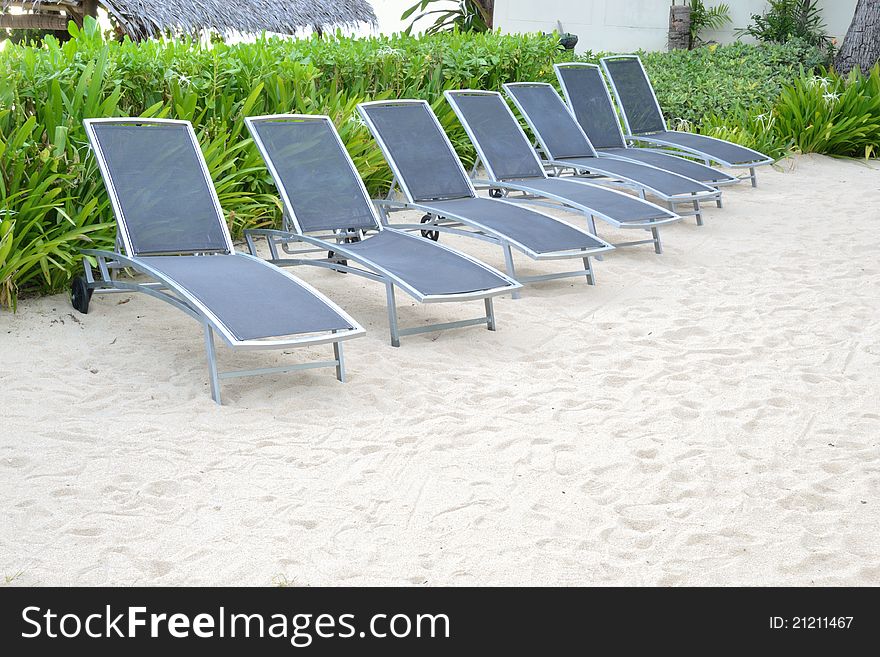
72 118 365 404
356 100 614 295
554 63 737 193
600 55 774 187
243 114 520 347
503 82 722 225
445 89 682 255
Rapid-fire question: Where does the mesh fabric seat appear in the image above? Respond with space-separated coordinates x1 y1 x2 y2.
418 198 607 255
600 56 773 184
443 89 680 254
78 119 364 404
245 114 519 346
357 100 614 288
554 64 736 186
501 83 718 203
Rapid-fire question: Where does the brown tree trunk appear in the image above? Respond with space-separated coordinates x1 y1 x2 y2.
472 0 494 29
834 0 880 75
668 4 691 51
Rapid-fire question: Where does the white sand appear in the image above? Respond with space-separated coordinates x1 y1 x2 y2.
1 154 878 586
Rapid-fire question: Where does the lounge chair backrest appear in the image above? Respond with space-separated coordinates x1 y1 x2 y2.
600 56 667 135
85 119 233 257
502 83 597 160
555 64 627 150
444 91 547 182
357 101 475 203
246 116 380 234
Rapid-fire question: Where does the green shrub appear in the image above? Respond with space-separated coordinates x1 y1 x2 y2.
700 65 880 158
0 113 114 310
561 40 831 126
0 18 857 308
688 0 732 49
0 21 563 307
737 0 833 51
774 67 880 157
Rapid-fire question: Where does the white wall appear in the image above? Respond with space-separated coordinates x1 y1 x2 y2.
494 0 857 54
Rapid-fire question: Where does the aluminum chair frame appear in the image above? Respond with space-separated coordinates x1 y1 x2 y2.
503 82 721 225
357 99 615 298
244 114 520 347
445 89 683 254
554 62 739 196
600 55 774 187
78 118 365 404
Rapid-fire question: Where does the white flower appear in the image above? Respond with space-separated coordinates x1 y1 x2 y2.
165 69 191 87
376 46 402 58
822 91 840 104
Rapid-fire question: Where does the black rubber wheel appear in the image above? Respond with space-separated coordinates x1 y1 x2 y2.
420 214 440 242
327 250 348 271
70 275 92 314
488 188 503 198
327 233 361 273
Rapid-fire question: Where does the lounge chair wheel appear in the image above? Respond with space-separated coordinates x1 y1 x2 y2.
420 214 440 242
327 234 360 273
70 275 93 314
326 250 348 272
489 188 503 198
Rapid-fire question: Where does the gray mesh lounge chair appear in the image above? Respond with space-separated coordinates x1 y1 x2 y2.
445 89 682 255
503 82 721 226
72 118 365 404
243 114 520 347
554 63 738 193
356 100 614 296
600 55 773 187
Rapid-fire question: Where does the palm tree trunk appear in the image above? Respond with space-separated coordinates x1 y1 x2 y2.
834 0 880 75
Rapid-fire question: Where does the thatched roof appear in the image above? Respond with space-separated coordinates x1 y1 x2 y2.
4 1 378 39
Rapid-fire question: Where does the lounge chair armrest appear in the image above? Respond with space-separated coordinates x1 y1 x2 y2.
243 228 302 242
243 228 304 259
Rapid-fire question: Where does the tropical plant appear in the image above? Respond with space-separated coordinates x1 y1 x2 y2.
701 64 880 159
699 106 791 160
0 17 869 309
738 0 833 51
577 40 828 126
773 65 880 157
2 28 56 44
402 1 489 35
0 113 114 310
688 0 732 48
0 18 562 308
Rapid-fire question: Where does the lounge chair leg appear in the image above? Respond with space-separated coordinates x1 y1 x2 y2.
583 256 595 285
587 215 603 262
203 324 222 405
652 227 663 255
385 282 401 347
485 298 496 331
693 199 703 226
502 244 521 300
750 167 757 187
716 196 723 209
333 331 346 382
245 232 258 255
